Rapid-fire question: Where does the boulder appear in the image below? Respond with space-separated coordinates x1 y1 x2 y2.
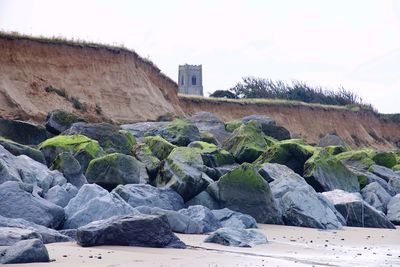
225 120 242 133
113 184 185 211
361 182 392 213
76 214 185 248
324 145 348 156
0 182 65 229
178 205 221 233
120 121 168 141
387 194 400 224
304 150 360 192
0 239 49 264
156 147 213 201
369 164 400 193
190 112 231 145
322 190 396 229
204 228 267 247
336 149 375 172
45 109 85 135
256 139 315 175
85 153 148 190
51 152 87 188
144 118 200 146
223 121 274 163
0 137 45 164
39 134 102 172
44 183 78 208
318 134 346 147
241 114 290 140
363 172 397 196
143 135 177 160
64 122 136 154
58 229 77 240
199 132 219 146
372 151 397 168
132 143 161 179
0 215 71 244
212 208 257 229
186 191 221 210
188 141 235 167
64 191 136 229
0 119 49 145
208 163 281 224
0 227 42 246
264 163 343 229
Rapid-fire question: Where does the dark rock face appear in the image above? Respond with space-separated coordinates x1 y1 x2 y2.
0 239 49 264
190 112 231 146
208 163 282 224
76 214 186 248
45 109 85 135
318 134 346 147
113 184 184 211
0 215 71 244
241 114 290 140
0 137 45 164
0 119 49 145
132 143 161 179
0 182 65 229
0 227 42 246
204 228 267 247
51 152 87 188
387 194 400 225
211 208 257 229
64 122 136 154
361 182 392 213
322 190 396 229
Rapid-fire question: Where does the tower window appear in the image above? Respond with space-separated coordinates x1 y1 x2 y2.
192 76 197 85
181 76 184 85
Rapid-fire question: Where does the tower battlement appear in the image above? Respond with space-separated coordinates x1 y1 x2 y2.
178 64 203 96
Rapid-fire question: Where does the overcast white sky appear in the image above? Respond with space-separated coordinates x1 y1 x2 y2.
1 0 400 113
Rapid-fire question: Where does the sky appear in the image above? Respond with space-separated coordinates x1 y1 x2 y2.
1 0 400 113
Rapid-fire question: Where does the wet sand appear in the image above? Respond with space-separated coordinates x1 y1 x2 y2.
4 224 400 267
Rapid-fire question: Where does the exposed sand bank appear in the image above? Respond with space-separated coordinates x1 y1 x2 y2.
3 224 399 267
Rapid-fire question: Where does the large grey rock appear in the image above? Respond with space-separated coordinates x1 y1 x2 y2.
0 145 66 192
318 134 346 147
190 112 231 146
364 172 397 196
132 143 161 179
186 191 221 210
208 163 281 224
0 215 71 244
0 182 65 229
204 228 267 247
387 194 400 225
156 147 213 201
85 153 148 190
369 164 400 188
241 114 290 140
113 184 184 211
0 137 45 164
322 190 396 229
178 205 221 233
0 239 49 264
0 119 49 145
51 152 87 188
361 182 392 213
76 214 185 248
212 208 257 229
45 109 84 135
120 122 168 141
264 163 343 229
44 183 78 208
64 192 137 229
0 227 42 246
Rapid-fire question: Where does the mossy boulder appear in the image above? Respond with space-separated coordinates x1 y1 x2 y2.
0 137 45 164
304 150 360 192
241 115 290 140
143 136 176 160
188 141 235 168
51 152 87 188
190 112 231 145
372 151 397 168
132 143 161 179
256 139 315 175
156 147 213 201
39 134 102 171
324 145 348 156
64 122 136 155
0 119 50 145
144 119 200 146
45 109 85 135
223 121 275 164
199 132 219 146
335 149 376 172
208 163 282 224
85 153 148 190
225 120 242 133
392 164 400 171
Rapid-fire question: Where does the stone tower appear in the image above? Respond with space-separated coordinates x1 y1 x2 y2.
178 64 203 96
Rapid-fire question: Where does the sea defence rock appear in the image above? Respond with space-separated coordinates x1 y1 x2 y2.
212 208 257 229
318 134 347 147
369 165 400 193
208 163 281 224
190 111 231 145
144 118 200 146
64 122 136 154
132 143 161 178
186 191 222 210
188 141 235 168
156 147 213 201
322 190 396 229
372 151 397 168
0 137 45 164
85 153 148 190
50 152 87 188
0 227 42 246
241 114 290 140
76 214 186 248
204 228 267 247
361 182 392 213
143 135 176 160
44 183 78 208
120 122 169 141
0 119 49 145
45 109 85 135
0 181 65 229
387 194 400 225
113 184 185 211
0 239 50 264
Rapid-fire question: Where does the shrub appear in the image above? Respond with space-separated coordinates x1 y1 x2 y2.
95 103 102 115
44 86 67 98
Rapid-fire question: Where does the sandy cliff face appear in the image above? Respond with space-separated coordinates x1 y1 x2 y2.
0 37 183 123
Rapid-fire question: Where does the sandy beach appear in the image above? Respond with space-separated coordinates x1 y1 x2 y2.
2 224 399 267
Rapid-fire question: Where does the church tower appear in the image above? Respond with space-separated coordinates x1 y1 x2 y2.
178 64 203 96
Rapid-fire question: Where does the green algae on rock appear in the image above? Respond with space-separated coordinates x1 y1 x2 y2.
188 141 235 167
143 135 177 160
